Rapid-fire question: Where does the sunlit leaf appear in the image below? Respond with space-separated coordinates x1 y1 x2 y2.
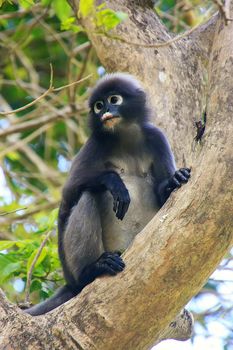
96 9 126 31
52 0 71 22
26 245 48 272
79 0 95 18
19 0 34 9
0 254 21 283
47 208 58 230
0 241 17 250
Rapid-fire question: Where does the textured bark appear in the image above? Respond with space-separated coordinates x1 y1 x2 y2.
1 1 233 349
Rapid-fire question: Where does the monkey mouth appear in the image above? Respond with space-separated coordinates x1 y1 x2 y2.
101 112 120 122
101 113 121 129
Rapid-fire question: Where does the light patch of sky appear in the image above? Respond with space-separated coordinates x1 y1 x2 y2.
13 279 25 293
0 167 13 204
57 154 71 173
97 66 106 77
0 118 10 129
153 336 224 350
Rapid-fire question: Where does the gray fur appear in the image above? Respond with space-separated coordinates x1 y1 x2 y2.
65 148 158 266
64 192 104 284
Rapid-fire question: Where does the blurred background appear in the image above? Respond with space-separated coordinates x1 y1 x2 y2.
0 1 232 349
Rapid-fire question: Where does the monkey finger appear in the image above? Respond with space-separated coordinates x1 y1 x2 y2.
116 200 124 220
100 252 125 268
117 199 130 220
113 197 119 213
170 177 181 188
105 259 125 272
113 250 122 256
107 255 125 268
179 168 191 178
102 266 118 275
175 170 188 183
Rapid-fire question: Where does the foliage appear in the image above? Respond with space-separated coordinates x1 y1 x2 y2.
0 0 232 348
154 0 215 32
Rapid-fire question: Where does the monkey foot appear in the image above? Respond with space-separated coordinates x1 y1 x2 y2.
79 251 125 288
94 251 125 276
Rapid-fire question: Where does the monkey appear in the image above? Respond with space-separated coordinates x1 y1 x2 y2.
25 73 191 316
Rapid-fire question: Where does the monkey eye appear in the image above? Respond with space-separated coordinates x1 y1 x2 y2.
94 101 104 114
108 95 123 105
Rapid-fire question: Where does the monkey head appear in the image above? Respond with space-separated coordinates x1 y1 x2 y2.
88 73 148 134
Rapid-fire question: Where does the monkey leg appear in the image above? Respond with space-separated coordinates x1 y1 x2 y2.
63 192 125 291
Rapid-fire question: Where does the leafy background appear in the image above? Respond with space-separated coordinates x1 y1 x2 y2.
0 1 232 349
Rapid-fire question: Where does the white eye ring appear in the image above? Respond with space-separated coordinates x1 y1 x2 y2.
107 95 123 105
94 101 104 114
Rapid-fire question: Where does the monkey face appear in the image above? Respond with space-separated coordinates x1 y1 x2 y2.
88 73 148 134
93 94 123 131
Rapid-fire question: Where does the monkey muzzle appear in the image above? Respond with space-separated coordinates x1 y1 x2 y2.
101 112 121 128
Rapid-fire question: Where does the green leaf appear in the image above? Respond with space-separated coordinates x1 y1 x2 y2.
41 0 52 6
47 208 58 230
26 246 48 272
6 152 20 161
61 16 75 30
19 0 35 9
79 0 95 18
0 255 21 283
30 279 42 292
2 262 21 282
52 0 71 22
0 241 17 251
96 9 124 31
61 17 84 33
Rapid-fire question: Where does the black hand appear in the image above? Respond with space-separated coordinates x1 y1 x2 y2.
101 172 131 220
111 184 130 220
79 251 125 288
166 168 191 194
157 168 191 206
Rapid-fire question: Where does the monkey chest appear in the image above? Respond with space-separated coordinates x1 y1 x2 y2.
99 157 159 252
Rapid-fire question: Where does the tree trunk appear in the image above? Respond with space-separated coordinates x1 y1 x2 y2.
1 1 233 349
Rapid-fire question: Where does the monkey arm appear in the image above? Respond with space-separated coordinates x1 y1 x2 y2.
58 137 131 236
143 124 191 206
59 170 130 235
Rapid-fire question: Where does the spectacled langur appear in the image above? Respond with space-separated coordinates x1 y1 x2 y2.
26 73 191 315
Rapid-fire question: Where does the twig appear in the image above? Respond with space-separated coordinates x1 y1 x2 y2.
0 106 73 138
0 64 53 116
212 0 233 23
0 123 52 159
24 230 53 305
2 200 59 224
53 74 92 92
0 9 30 20
0 72 92 116
96 22 201 49
0 207 27 216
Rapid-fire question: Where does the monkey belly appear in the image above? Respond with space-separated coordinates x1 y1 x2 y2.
98 175 159 252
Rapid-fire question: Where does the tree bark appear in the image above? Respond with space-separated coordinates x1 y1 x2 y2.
1 1 233 349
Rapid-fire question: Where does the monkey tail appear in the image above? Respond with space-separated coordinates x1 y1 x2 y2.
24 285 77 316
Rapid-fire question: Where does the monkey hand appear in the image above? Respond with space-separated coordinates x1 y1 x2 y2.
111 183 130 221
165 168 191 194
158 168 191 206
101 172 131 220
